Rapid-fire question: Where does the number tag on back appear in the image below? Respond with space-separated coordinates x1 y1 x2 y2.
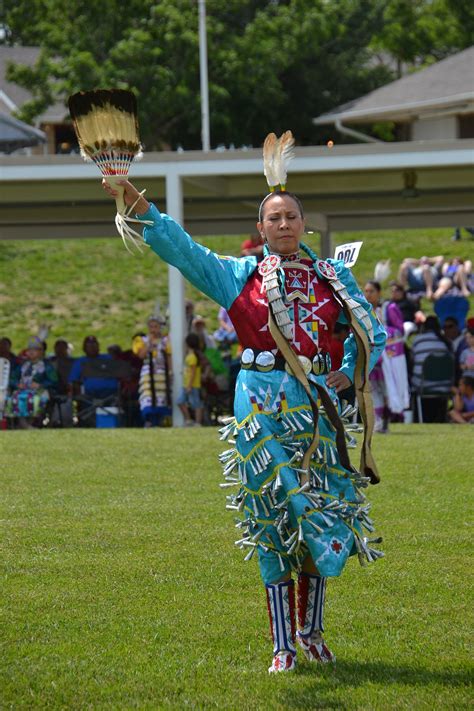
333 241 363 268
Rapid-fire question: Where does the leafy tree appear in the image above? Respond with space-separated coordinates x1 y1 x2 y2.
3 0 471 149
371 0 474 76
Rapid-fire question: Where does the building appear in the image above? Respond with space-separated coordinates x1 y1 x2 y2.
0 46 71 154
313 46 474 142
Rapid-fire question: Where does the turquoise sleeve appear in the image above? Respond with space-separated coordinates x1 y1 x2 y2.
137 203 257 309
328 259 387 384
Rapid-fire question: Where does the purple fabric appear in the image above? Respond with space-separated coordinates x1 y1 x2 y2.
463 393 474 413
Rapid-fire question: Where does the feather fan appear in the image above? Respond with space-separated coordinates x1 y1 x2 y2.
68 89 147 251
262 130 295 191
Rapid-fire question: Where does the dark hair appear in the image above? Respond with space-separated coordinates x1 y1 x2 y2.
185 333 201 351
422 315 452 350
443 316 459 327
0 336 12 347
389 281 405 292
365 280 382 292
460 375 474 389
467 326 474 337
258 190 304 222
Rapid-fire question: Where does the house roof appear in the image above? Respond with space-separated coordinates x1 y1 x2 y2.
314 46 474 125
0 45 67 124
0 112 46 153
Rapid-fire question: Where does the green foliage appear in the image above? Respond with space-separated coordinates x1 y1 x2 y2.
3 0 473 145
370 0 474 75
1 425 472 708
3 0 392 148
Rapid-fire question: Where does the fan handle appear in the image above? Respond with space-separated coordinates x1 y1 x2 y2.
106 175 126 214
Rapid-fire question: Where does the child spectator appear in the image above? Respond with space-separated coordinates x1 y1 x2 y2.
177 333 204 426
449 376 474 424
459 327 474 378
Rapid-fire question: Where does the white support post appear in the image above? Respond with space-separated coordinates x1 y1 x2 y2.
166 171 185 426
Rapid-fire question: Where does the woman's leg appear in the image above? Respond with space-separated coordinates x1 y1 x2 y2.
259 548 297 673
454 267 471 297
296 556 336 664
433 276 453 300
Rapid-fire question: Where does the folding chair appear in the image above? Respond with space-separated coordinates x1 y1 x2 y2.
0 357 11 428
73 358 132 427
413 352 455 423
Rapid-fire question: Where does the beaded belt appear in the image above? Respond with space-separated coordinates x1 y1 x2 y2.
240 348 331 375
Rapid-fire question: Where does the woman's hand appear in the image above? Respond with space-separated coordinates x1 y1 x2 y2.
102 178 150 215
326 371 351 392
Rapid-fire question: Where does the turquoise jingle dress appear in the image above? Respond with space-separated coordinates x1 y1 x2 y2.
138 204 386 585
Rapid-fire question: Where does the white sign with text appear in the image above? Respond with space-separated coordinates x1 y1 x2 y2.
334 241 363 267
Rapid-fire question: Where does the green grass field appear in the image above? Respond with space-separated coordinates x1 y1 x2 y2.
1 426 472 710
0 226 472 354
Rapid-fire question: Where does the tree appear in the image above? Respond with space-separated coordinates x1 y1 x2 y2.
371 0 474 77
4 0 471 149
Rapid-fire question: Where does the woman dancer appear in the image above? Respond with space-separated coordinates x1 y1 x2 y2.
364 280 410 431
103 134 386 673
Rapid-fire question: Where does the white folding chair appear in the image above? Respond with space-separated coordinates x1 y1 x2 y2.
0 357 11 421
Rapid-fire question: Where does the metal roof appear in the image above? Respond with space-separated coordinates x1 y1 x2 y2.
0 112 46 153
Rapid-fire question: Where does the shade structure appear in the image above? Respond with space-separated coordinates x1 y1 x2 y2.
0 113 46 154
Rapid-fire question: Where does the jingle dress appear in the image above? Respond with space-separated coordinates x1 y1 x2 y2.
138 204 386 585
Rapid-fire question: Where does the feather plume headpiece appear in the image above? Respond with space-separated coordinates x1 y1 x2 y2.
263 130 295 192
68 89 148 252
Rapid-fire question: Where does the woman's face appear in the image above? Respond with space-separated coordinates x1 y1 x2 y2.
257 194 304 255
148 320 162 338
27 347 42 362
364 282 381 306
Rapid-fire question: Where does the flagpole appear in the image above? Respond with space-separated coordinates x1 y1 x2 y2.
198 0 210 151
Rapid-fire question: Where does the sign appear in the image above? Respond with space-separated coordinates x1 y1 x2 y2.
334 241 363 268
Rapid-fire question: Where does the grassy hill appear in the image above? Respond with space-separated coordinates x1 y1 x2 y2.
0 226 472 354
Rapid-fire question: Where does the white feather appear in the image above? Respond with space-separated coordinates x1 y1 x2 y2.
274 131 295 188
374 259 391 283
263 133 279 188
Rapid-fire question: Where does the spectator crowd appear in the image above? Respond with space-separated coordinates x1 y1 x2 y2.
0 250 472 431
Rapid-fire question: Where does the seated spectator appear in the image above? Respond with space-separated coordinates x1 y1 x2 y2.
241 233 264 259
68 335 118 399
0 337 19 368
442 316 466 354
433 257 472 300
398 255 444 299
5 336 58 429
459 326 474 378
107 344 122 358
48 339 75 395
410 316 453 422
449 376 474 424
